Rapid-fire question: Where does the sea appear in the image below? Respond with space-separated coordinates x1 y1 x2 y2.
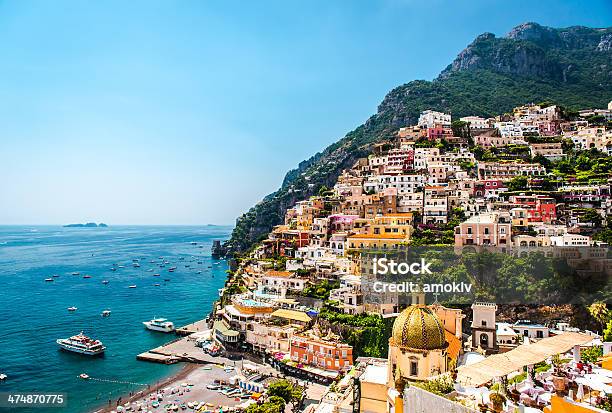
0 225 232 413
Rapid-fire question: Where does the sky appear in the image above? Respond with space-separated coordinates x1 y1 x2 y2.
0 0 610 225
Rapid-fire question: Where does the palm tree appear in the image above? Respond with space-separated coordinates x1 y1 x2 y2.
588 302 610 333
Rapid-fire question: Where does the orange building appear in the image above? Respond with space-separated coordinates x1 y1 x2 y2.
290 333 353 372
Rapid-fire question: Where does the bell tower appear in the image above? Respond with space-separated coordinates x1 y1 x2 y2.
471 302 498 354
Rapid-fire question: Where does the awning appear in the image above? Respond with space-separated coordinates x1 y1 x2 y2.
457 332 593 387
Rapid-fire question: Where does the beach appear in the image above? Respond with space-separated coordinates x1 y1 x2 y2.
94 358 277 413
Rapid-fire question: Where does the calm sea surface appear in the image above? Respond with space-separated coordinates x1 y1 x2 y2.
0 225 231 413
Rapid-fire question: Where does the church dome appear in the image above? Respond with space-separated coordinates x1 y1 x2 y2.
391 305 447 351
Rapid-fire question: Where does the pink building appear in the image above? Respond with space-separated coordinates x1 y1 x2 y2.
454 212 511 247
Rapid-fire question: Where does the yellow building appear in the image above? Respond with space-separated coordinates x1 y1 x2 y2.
347 233 408 250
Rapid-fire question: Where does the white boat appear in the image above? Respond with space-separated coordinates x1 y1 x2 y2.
67 306 77 312
56 332 106 356
0 373 7 380
45 278 54 282
143 318 175 333
101 310 111 317
128 285 137 288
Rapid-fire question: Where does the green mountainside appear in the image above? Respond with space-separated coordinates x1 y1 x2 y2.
225 22 612 254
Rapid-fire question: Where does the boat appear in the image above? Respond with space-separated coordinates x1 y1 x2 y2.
67 306 77 312
110 267 116 271
71 272 80 275
153 273 160 277
52 274 60 278
146 269 153 272
102 280 109 284
154 283 160 287
196 271 202 274
79 373 89 379
45 278 54 282
133 263 140 268
101 310 111 317
128 285 137 289
83 275 91 279
0 373 7 380
164 278 171 281
56 332 105 356
143 318 175 333
168 267 176 272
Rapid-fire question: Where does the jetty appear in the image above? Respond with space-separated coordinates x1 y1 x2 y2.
175 318 209 336
137 335 232 365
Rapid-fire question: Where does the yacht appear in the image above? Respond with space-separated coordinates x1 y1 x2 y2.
102 280 109 284
128 285 137 289
101 310 111 317
71 272 80 276
45 278 54 282
56 332 105 356
67 306 77 312
143 318 175 333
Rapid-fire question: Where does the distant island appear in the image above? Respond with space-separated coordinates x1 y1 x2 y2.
63 222 108 228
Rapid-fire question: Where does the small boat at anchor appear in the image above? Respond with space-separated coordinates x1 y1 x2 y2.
45 278 54 282
128 285 137 289
67 306 78 312
101 310 111 317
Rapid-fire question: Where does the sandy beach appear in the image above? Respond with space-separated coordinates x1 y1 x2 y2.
93 360 270 413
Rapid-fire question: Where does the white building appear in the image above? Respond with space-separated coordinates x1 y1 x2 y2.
460 116 490 129
418 110 451 128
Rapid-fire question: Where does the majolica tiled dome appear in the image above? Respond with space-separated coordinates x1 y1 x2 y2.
391 305 447 350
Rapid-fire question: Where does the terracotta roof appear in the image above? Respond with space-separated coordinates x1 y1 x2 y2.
445 330 462 361
264 270 293 277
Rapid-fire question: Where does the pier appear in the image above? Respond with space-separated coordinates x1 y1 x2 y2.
137 335 233 365
175 318 209 336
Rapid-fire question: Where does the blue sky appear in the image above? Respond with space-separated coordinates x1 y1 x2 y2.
0 0 609 225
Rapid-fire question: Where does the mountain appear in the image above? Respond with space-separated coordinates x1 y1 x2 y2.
225 22 612 254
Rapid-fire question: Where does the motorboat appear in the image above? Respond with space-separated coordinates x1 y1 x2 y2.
101 310 111 317
45 278 54 282
67 306 78 312
143 318 175 333
128 285 137 289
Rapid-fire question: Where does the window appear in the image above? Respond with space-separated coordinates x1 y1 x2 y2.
410 361 418 376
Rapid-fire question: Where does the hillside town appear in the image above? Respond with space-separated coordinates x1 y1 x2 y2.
136 101 612 413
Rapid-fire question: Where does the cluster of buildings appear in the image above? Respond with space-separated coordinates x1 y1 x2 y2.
212 101 612 412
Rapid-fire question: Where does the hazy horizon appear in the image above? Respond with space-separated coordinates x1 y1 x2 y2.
0 0 610 225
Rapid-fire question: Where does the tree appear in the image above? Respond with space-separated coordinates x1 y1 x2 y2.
580 209 603 228
266 379 302 404
588 302 610 332
507 175 528 192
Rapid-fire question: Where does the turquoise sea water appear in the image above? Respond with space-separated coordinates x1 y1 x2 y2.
0 225 231 413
